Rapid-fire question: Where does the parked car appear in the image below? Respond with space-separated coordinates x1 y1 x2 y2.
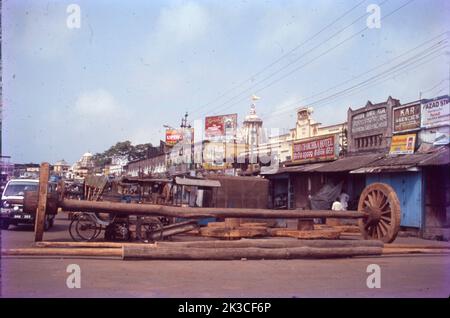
0 179 55 230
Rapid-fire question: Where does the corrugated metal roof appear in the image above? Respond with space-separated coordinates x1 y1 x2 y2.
261 147 449 175
363 146 449 167
350 146 449 173
175 177 221 188
261 162 326 175
314 154 383 172
121 177 171 184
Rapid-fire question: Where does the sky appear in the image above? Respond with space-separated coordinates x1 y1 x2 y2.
2 0 450 164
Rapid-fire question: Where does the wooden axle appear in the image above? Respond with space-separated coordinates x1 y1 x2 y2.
24 195 367 219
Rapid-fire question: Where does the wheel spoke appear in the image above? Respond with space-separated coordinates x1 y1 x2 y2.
380 198 389 210
381 216 391 223
378 222 387 236
381 209 392 215
367 193 376 207
374 191 382 207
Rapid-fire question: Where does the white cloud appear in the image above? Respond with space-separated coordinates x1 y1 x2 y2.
155 2 210 44
74 89 121 116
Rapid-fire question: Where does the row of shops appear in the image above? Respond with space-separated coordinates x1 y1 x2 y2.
263 95 450 240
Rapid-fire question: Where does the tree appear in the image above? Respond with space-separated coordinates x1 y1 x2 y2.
92 141 153 168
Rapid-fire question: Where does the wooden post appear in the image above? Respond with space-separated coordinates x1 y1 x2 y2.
34 162 49 242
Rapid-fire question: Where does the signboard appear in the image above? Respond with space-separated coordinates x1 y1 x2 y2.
393 104 421 133
165 128 193 146
421 96 449 129
165 129 183 146
205 114 237 139
351 107 387 133
292 134 338 163
389 134 416 155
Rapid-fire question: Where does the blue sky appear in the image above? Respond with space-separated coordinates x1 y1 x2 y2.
2 0 450 164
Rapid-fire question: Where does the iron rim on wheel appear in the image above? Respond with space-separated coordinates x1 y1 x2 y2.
358 183 401 243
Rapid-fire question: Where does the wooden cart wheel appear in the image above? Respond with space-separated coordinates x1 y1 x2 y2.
358 183 401 243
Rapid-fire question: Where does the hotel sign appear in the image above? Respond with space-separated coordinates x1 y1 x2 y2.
292 134 339 163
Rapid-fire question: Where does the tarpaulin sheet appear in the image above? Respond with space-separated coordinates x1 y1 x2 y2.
310 181 343 210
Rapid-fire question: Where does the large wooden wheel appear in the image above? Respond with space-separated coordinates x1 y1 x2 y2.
358 183 401 243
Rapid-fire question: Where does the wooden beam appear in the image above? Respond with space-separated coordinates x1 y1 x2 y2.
34 162 49 242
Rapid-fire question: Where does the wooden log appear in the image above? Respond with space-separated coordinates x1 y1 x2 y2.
24 193 367 219
157 239 383 249
1 248 122 257
382 248 450 255
34 239 384 249
34 163 49 242
384 244 450 249
149 223 199 240
268 228 342 239
34 241 156 248
123 246 383 260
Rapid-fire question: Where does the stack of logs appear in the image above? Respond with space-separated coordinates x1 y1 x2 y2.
198 218 353 240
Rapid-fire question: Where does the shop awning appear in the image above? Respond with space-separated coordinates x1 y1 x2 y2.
314 154 383 172
350 146 449 174
260 162 326 175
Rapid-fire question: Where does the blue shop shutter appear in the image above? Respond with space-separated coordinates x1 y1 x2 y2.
366 172 422 228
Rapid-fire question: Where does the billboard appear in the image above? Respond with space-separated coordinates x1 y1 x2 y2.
389 133 416 155
165 129 183 146
165 128 193 146
205 114 237 139
292 134 339 163
393 103 421 133
421 96 449 129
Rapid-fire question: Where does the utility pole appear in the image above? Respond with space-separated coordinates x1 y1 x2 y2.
180 112 191 129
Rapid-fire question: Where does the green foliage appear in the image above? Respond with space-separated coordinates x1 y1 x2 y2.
92 141 153 168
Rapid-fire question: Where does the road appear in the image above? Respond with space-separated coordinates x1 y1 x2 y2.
1 214 449 298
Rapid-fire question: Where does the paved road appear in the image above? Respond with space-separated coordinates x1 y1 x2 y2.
1 215 449 297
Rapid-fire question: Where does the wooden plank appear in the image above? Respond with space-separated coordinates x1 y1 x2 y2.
34 162 49 242
268 228 342 239
200 226 268 239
